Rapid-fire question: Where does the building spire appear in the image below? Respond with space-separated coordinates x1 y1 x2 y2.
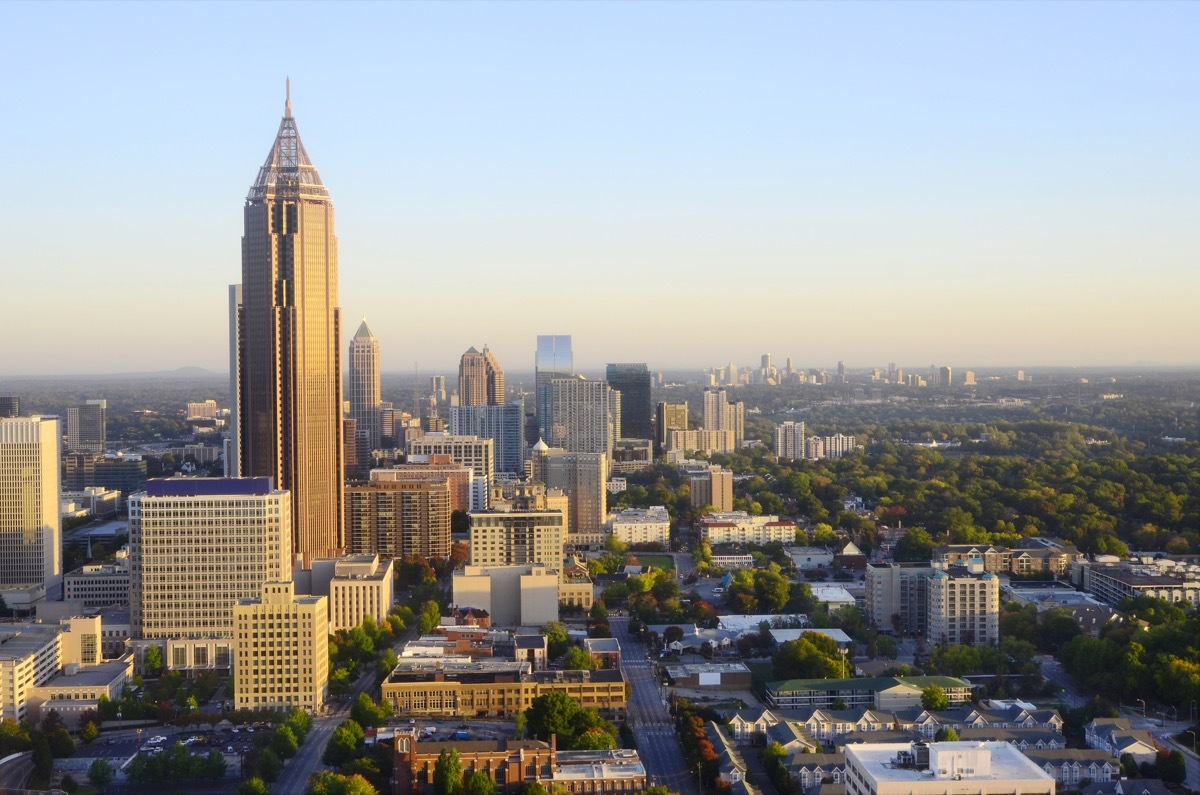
285 77 292 118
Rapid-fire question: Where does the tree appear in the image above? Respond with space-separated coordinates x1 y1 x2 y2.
60 773 79 793
324 720 364 767
270 725 300 759
562 646 594 671
517 784 549 795
433 747 464 795
32 736 52 779
663 625 684 645
310 771 378 795
47 726 75 757
143 644 163 675
88 758 115 789
419 599 443 634
921 684 949 710
256 748 283 782
514 711 527 739
201 750 228 780
1159 749 1187 783
464 768 497 795
80 720 100 744
543 622 572 659
894 528 937 562
935 727 959 741
527 691 581 742
330 666 352 695
235 778 271 795
351 692 391 728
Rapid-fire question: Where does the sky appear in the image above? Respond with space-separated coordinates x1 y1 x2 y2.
1 1 1197 376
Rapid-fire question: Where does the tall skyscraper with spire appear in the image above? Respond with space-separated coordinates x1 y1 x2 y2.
235 84 344 565
348 319 382 450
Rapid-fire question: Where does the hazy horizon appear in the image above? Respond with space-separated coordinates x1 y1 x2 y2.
2 2 1196 375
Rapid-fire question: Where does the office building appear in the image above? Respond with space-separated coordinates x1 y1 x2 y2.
690 466 734 512
609 507 670 547
186 400 219 420
927 562 1001 646
697 512 796 546
606 364 652 441
536 447 607 542
382 659 625 718
0 416 62 605
0 398 18 418
655 401 688 450
469 508 565 569
459 346 505 407
548 378 619 458
452 563 561 626
348 319 383 451
938 366 953 387
843 742 1055 795
227 283 243 476
345 477 451 559
235 87 344 564
234 580 328 713
450 401 525 476
865 562 936 637
610 438 653 473
535 335 573 441
64 559 130 608
327 554 394 632
66 400 106 454
129 478 292 642
407 433 494 511
63 453 147 494
775 421 806 461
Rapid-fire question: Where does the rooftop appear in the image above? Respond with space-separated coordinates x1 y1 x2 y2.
35 659 131 690
846 741 1053 784
143 477 275 498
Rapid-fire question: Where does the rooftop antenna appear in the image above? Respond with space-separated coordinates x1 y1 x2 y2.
285 77 292 117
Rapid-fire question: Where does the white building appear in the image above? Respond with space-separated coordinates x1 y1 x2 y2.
0 416 63 606
609 507 671 546
408 433 495 511
698 512 797 546
452 564 561 627
64 559 130 608
327 554 395 632
843 741 1055 795
129 478 292 649
927 563 1001 647
548 378 620 459
775 421 806 461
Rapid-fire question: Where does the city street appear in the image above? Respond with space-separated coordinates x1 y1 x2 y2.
613 616 697 795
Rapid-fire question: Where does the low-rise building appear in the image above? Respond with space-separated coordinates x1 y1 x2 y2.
1084 718 1157 765
843 741 1055 795
583 637 621 669
27 656 134 729
381 659 626 718
699 513 797 546
664 662 752 689
452 564 562 627
766 677 972 711
609 507 671 547
64 559 131 607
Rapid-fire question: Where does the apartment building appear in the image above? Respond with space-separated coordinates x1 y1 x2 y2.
698 512 797 546
927 564 1000 647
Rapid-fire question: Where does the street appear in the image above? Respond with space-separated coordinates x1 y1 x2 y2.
612 616 697 795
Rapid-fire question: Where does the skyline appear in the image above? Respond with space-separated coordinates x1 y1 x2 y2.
2 2 1198 375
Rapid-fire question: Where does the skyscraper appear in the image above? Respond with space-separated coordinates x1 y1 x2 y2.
605 363 652 441
459 346 505 407
535 335 573 441
235 85 344 564
702 388 744 447
348 319 382 450
0 416 62 600
549 378 619 458
66 400 106 454
775 421 806 461
449 401 525 475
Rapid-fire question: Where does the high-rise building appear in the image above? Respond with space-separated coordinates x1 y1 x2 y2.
430 376 447 405
702 389 743 446
535 335 573 441
605 364 652 441
548 378 619 458
865 562 935 637
66 400 106 454
469 510 565 570
690 466 734 513
407 433 494 511
345 478 451 559
939 366 953 387
927 563 1000 647
449 401 525 476
537 448 607 543
227 283 242 477
0 416 62 600
234 580 328 713
0 398 18 419
459 346 505 407
235 86 344 564
775 421 806 461
129 478 292 640
372 459 474 514
348 319 382 451
655 401 688 450
186 400 219 421
822 433 858 459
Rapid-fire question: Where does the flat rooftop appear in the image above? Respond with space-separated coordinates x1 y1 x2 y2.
847 741 1053 784
36 659 130 689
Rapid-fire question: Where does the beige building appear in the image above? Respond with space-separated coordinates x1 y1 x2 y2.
235 94 344 565
234 580 328 713
668 428 738 457
458 346 505 407
536 447 607 544
0 416 62 604
327 554 394 632
0 616 115 724
130 478 292 642
775 421 806 461
702 389 744 446
655 401 689 449
453 564 561 627
371 460 474 515
609 507 671 547
27 657 133 730
469 508 565 570
408 434 495 511
927 563 1000 647
548 378 620 459
690 466 734 512
345 477 451 559
698 512 796 546
844 742 1055 795
382 659 626 718
865 562 935 637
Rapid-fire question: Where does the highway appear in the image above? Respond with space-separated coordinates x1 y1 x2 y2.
612 616 697 795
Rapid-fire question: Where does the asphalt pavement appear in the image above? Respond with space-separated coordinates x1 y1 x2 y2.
613 616 697 795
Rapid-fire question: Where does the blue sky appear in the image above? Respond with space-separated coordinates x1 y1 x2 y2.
1 1 1196 375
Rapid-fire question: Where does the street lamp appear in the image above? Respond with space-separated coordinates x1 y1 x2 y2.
1187 730 1197 754
1137 698 1146 717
